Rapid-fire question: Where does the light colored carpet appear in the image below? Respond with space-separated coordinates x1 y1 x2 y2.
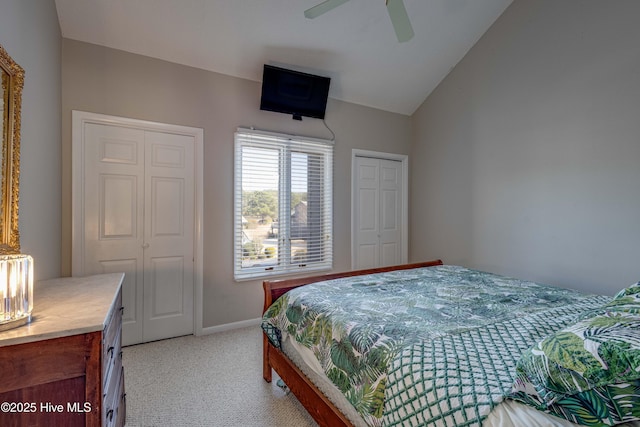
122 326 318 427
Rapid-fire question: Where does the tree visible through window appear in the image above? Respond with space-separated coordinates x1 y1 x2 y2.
234 129 333 280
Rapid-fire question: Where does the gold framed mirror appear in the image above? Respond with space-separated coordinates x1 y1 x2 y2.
0 44 24 254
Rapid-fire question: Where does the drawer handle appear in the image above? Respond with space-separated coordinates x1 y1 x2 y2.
119 306 124 314
107 409 114 421
107 346 115 357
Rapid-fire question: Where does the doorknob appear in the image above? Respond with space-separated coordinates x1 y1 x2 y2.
142 243 150 249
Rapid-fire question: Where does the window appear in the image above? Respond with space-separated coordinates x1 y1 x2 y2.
234 128 333 280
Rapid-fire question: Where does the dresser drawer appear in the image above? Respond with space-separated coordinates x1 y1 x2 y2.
103 333 120 398
103 287 125 427
104 367 125 427
103 289 123 377
102 368 124 427
104 327 122 393
115 368 127 427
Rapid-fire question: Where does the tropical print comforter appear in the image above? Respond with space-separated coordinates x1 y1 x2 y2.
261 265 609 426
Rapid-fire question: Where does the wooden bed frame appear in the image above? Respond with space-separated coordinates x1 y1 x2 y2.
262 260 444 426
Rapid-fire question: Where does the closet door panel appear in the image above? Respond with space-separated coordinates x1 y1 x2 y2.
83 123 145 345
354 157 380 269
353 156 403 269
142 131 195 342
379 159 402 266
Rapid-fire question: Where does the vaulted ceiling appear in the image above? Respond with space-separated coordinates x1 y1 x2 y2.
55 0 512 115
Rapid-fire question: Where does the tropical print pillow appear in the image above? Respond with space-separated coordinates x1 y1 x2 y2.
607 282 640 314
614 282 640 298
575 282 640 321
510 310 640 426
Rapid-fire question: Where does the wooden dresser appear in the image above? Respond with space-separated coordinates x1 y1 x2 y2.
0 273 125 427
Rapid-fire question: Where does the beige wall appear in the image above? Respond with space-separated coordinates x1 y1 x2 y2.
411 0 640 295
61 39 412 328
0 0 62 280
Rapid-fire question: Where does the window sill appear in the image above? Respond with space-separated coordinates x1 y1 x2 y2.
234 263 332 282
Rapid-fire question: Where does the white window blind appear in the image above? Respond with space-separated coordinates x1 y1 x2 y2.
234 128 333 280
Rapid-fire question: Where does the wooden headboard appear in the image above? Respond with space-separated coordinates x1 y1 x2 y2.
262 259 444 314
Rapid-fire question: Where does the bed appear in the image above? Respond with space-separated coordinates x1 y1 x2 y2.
261 261 640 427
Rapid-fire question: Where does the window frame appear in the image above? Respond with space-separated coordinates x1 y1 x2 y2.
233 128 333 281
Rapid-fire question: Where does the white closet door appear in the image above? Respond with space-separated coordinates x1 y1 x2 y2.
80 122 195 345
83 123 146 345
378 159 403 266
354 157 381 269
142 131 195 342
353 156 403 269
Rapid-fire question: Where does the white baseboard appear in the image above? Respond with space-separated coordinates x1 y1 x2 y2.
198 317 262 335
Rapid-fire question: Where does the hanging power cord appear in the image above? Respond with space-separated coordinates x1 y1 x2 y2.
323 119 336 141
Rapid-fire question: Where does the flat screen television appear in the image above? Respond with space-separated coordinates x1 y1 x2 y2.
260 64 331 120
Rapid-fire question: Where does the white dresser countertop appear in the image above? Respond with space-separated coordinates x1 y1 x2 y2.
0 273 124 347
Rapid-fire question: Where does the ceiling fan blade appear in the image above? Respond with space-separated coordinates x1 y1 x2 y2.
386 0 414 42
304 0 350 19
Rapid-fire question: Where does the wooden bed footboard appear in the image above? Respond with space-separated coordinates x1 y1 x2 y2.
261 260 443 427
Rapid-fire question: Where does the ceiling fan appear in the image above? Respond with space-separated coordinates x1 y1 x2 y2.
304 0 414 43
